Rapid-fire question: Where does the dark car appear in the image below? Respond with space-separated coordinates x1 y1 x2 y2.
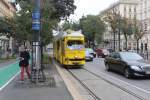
107 48 113 53
104 52 150 78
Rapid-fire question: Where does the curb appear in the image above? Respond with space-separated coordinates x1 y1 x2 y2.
53 59 84 100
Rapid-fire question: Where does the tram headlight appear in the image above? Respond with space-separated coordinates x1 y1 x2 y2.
75 56 78 58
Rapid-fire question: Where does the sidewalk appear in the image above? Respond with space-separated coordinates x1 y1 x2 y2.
0 59 73 100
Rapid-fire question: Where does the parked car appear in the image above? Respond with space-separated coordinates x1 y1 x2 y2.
104 52 150 78
85 48 94 61
107 48 113 53
96 48 109 58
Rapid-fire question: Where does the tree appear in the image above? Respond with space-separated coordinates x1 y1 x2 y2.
119 17 134 50
133 21 144 53
8 0 76 46
79 15 105 48
0 17 16 37
53 0 76 20
62 21 80 31
104 10 121 51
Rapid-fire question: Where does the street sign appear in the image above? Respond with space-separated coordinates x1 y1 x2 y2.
32 10 40 20
32 10 41 30
32 23 40 30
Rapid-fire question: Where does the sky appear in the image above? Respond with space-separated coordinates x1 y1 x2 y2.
70 0 118 21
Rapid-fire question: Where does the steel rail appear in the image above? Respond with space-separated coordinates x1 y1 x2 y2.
67 69 101 100
82 67 146 100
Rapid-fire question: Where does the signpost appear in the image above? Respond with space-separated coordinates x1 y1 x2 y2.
32 10 40 31
31 0 45 83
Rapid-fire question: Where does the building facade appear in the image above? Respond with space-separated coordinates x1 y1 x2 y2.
100 0 138 51
137 0 150 52
0 0 16 57
0 0 15 17
101 0 150 53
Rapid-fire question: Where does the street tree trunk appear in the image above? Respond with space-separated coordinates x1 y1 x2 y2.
136 39 139 53
113 31 116 52
125 35 128 51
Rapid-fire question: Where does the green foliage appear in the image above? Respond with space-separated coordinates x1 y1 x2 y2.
42 54 51 64
62 21 80 31
0 17 15 38
0 0 76 46
80 15 105 43
54 0 76 19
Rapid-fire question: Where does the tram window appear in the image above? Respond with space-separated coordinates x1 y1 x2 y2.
67 40 84 50
57 41 60 50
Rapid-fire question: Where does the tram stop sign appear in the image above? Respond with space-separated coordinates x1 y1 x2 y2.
32 10 41 30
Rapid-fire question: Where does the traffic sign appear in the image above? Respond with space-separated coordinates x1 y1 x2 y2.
32 10 40 20
32 10 41 30
32 20 40 30
32 23 40 30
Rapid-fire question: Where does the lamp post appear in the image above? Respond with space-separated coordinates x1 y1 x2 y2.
118 12 121 51
31 0 45 83
146 37 148 60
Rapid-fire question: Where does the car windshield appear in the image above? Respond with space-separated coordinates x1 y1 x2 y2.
86 48 93 53
67 40 84 50
86 50 90 55
120 52 143 61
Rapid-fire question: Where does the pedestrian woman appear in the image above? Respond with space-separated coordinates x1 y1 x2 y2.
19 47 31 81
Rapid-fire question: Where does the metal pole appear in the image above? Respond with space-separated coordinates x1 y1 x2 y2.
31 0 42 83
118 15 121 51
113 31 116 52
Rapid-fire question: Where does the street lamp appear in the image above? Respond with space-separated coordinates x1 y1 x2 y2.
146 37 148 59
31 0 45 83
118 11 121 51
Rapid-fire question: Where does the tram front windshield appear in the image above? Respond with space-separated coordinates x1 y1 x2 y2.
67 40 84 50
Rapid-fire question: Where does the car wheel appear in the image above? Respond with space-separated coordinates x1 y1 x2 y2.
124 68 131 78
105 63 110 71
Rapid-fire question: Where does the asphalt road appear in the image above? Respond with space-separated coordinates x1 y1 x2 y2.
85 58 150 95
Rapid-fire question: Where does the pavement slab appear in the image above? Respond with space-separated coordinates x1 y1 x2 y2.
0 62 73 100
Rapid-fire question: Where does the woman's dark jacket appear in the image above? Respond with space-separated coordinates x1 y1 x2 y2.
19 51 30 67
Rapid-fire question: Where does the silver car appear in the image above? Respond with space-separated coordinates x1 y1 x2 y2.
85 48 94 61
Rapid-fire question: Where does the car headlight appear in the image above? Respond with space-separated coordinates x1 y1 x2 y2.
131 66 142 71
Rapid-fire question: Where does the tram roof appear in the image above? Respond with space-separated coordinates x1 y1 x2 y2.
54 30 84 40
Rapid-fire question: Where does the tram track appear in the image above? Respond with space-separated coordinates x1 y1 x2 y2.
67 66 147 100
81 67 146 100
67 68 101 100
53 58 148 100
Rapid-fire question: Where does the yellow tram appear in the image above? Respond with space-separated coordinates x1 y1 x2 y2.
53 30 85 67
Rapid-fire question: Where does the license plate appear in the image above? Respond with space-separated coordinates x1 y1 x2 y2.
73 62 79 65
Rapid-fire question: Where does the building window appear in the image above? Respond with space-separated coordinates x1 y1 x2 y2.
124 6 126 12
145 23 147 32
129 7 131 12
